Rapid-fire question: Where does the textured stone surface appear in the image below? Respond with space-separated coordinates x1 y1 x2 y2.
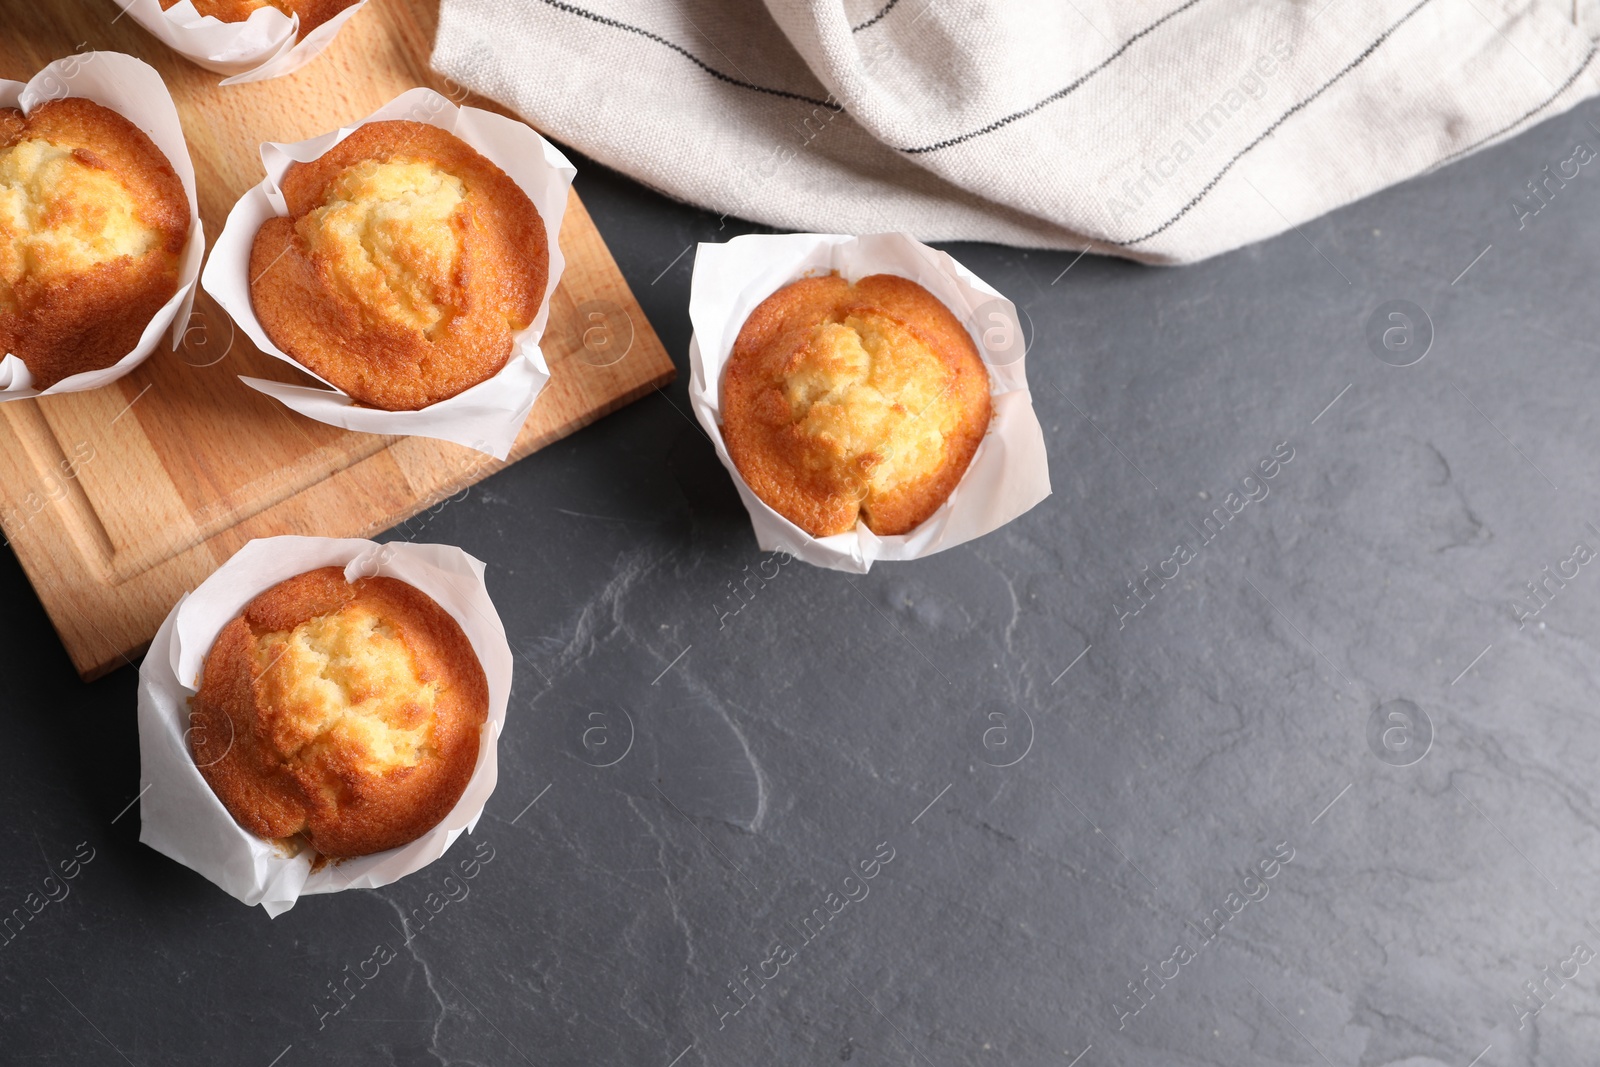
3 98 1600 1067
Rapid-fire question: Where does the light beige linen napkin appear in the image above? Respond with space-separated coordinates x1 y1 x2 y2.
432 0 1599 263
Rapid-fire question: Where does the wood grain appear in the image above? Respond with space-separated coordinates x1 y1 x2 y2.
0 0 676 679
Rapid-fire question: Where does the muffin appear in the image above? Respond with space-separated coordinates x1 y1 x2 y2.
721 273 992 538
0 97 190 389
159 0 359 37
189 566 489 859
248 120 547 411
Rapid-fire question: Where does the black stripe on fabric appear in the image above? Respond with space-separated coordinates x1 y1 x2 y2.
532 0 839 109
1108 0 1437 248
896 0 1211 155
1432 44 1598 171
852 0 901 33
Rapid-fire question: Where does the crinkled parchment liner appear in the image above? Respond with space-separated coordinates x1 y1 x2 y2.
137 537 512 917
118 0 369 85
688 232 1051 573
203 88 575 458
0 52 203 400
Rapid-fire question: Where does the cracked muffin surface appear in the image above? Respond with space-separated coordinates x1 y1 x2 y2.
189 566 488 858
248 120 547 410
0 97 190 388
721 273 992 538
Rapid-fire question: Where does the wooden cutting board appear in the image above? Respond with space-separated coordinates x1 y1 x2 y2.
0 0 676 680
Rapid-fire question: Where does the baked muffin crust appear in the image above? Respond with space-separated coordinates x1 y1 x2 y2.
159 0 359 37
721 273 992 537
189 567 489 859
0 98 190 388
249 120 547 411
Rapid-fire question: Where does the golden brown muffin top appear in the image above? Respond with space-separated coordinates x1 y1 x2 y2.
190 566 489 859
0 98 189 388
721 273 993 538
249 120 547 411
158 0 359 37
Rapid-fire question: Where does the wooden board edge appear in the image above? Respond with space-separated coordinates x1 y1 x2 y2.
82 639 154 685
63 361 677 681
509 363 678 464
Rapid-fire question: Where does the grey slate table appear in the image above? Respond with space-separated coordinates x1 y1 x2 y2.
4 98 1600 1067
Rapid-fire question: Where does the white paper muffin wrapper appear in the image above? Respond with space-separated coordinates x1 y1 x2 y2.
688 232 1051 573
137 537 513 917
0 52 204 401
117 0 369 85
203 88 576 458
